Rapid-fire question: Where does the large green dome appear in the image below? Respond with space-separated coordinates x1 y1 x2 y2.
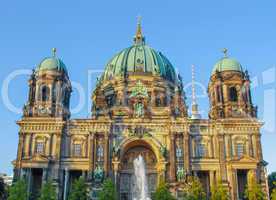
36 48 67 73
101 22 176 83
212 53 243 75
102 43 176 82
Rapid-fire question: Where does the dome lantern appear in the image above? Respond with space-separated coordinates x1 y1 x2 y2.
133 16 145 45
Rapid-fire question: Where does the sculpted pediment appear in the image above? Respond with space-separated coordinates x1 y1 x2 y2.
229 155 258 163
30 154 50 162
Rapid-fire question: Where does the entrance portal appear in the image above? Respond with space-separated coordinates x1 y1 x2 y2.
119 145 157 200
237 170 248 200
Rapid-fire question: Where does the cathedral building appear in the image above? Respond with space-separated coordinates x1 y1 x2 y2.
13 21 268 200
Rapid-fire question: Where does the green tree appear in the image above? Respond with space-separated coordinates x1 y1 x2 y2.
38 181 57 200
8 179 28 200
210 181 230 200
0 177 8 200
268 173 276 196
183 176 206 200
152 180 176 200
68 177 88 200
271 187 276 200
98 179 118 200
245 177 266 200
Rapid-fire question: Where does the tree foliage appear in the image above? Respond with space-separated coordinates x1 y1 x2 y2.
0 177 8 200
152 180 176 200
182 176 206 200
269 172 276 196
8 179 28 200
271 187 276 200
244 177 266 200
38 181 57 200
68 177 88 200
210 181 230 200
98 179 118 200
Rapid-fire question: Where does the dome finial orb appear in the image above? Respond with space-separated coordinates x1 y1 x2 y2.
52 48 57 57
222 48 228 57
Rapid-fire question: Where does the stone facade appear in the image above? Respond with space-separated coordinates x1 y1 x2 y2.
13 24 268 200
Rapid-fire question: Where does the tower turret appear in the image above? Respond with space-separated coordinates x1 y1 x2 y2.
23 48 72 119
208 49 257 119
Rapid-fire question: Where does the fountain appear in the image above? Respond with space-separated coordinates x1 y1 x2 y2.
133 155 151 200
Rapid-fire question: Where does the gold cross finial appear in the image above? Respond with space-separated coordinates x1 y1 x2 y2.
134 15 144 44
136 15 142 37
52 48 57 57
222 48 228 57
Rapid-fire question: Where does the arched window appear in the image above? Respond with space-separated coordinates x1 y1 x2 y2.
156 97 162 107
229 87 238 102
197 143 206 158
216 85 222 102
36 141 45 154
52 86 56 103
242 85 249 103
97 145 104 161
236 143 244 157
41 85 50 102
73 143 82 157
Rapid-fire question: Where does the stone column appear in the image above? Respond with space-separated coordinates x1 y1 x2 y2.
209 171 215 189
249 134 254 157
157 161 167 185
51 134 57 158
16 133 24 168
231 169 238 200
24 134 30 157
30 133 35 156
218 135 227 181
151 90 155 107
46 137 51 156
183 134 190 173
55 135 62 159
225 135 231 159
255 135 263 160
104 134 109 176
112 160 120 187
169 134 176 182
63 169 69 200
89 133 95 172
35 84 40 101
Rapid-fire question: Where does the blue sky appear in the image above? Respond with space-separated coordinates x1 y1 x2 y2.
0 0 275 174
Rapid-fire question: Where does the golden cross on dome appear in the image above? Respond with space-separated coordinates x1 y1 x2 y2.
136 15 142 38
134 15 145 44
222 48 228 57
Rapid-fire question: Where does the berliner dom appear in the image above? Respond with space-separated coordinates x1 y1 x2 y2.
13 21 268 200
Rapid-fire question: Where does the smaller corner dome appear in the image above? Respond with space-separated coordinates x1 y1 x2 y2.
36 48 67 73
212 49 243 75
212 57 242 74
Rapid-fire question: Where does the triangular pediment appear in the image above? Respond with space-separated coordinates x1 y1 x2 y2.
30 154 50 162
229 155 258 163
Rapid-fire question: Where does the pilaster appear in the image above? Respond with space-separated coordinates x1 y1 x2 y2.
183 133 190 173
169 133 176 182
104 134 110 176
